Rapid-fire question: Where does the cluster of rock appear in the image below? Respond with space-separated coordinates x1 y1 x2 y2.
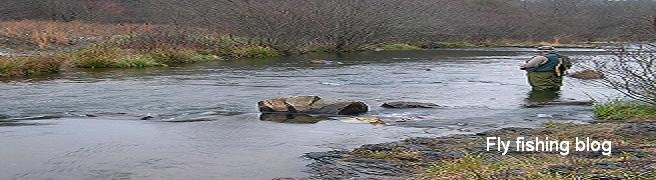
258 96 441 124
258 96 368 115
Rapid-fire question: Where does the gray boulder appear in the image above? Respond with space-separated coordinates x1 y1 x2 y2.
258 96 368 115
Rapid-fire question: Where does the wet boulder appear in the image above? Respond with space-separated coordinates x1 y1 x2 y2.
381 101 440 108
258 96 368 115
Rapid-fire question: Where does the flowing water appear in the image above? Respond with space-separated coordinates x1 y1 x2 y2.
0 48 615 179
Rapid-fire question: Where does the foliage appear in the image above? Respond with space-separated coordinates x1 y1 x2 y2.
231 46 279 59
594 100 656 121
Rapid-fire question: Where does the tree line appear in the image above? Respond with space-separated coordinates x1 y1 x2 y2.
2 0 655 52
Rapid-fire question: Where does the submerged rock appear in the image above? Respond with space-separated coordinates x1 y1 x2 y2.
140 113 155 120
340 117 386 125
568 69 604 80
258 96 368 115
524 101 592 108
310 59 342 65
381 101 440 108
260 113 328 124
10 115 61 120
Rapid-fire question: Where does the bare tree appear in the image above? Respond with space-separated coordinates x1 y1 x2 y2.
594 44 656 105
2 0 655 50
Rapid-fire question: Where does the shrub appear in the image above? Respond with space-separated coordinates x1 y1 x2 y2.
593 44 656 105
232 46 279 59
0 56 64 77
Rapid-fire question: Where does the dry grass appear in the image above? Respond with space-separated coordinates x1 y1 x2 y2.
0 56 64 78
0 20 279 76
0 20 156 50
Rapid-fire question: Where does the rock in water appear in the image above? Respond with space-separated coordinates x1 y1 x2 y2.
260 113 327 124
381 101 440 108
340 117 386 125
568 70 604 80
258 96 368 115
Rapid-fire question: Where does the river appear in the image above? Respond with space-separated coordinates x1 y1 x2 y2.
0 48 615 179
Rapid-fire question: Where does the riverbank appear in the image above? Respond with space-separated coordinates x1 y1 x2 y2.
1 20 611 79
0 40 600 80
300 119 655 179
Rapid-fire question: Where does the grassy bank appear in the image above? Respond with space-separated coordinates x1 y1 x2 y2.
0 43 279 78
304 120 656 179
0 56 64 78
0 21 284 78
594 100 656 121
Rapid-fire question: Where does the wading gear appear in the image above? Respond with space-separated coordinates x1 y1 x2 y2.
527 71 563 91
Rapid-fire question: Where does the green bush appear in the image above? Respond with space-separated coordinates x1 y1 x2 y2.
232 46 279 59
594 100 656 121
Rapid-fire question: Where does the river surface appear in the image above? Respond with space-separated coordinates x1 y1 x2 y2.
0 48 615 179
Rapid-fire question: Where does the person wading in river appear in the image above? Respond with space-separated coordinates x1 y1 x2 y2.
520 46 572 91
